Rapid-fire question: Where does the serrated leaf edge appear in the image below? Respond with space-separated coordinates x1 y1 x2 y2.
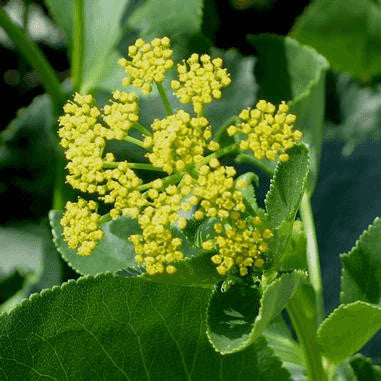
339 216 381 303
264 143 310 227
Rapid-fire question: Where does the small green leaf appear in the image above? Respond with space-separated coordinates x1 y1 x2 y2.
340 217 381 306
317 301 381 364
247 34 328 191
350 353 381 381
291 0 381 82
236 172 262 217
0 273 291 380
207 270 306 354
50 210 139 276
265 144 310 229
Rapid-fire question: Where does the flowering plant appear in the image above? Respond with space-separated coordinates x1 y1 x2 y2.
0 1 380 380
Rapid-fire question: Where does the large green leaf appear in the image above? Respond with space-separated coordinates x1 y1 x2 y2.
247 34 328 191
325 73 381 155
317 301 381 364
50 210 140 276
265 144 309 229
207 270 306 354
0 273 291 380
340 217 381 306
291 0 381 82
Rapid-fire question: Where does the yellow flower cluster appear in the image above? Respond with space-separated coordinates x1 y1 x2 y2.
227 100 303 162
60 198 104 256
58 37 285 277
143 110 213 174
203 216 273 276
102 91 139 140
171 53 231 115
129 184 186 275
119 37 174 93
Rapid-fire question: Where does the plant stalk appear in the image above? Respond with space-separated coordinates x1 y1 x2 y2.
156 82 173 115
287 291 327 381
299 192 324 324
72 0 84 91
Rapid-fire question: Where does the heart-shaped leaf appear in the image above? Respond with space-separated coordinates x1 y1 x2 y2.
207 270 306 354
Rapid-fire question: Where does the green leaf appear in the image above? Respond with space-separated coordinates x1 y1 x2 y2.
325 74 381 155
278 220 307 271
247 34 328 191
340 217 381 306
263 315 305 373
0 222 62 312
45 0 130 92
124 0 203 59
291 0 381 82
265 144 310 229
50 210 140 276
317 301 381 364
350 354 381 381
206 49 257 130
0 273 291 380
207 270 306 354
236 172 262 217
0 94 56 222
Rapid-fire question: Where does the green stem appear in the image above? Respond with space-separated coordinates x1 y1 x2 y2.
0 8 65 112
235 153 275 177
103 162 165 171
138 171 183 191
156 81 173 115
203 142 239 163
124 135 148 149
52 151 66 210
300 192 324 324
133 122 152 136
99 213 112 225
72 0 84 91
287 289 327 381
215 115 239 142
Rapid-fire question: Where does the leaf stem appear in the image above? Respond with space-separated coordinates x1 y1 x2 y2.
133 122 152 136
124 135 148 149
287 290 327 381
156 81 173 115
0 8 65 113
103 162 165 172
72 0 84 91
299 192 324 324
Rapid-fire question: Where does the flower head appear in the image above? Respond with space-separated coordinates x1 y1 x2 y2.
60 198 104 256
203 216 273 276
171 53 231 115
228 100 303 162
119 37 174 93
144 110 212 174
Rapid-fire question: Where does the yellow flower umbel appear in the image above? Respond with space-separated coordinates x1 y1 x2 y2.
171 53 231 115
119 37 174 93
60 198 104 256
143 110 213 174
228 100 303 162
129 184 186 275
203 216 273 276
57 36 290 278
